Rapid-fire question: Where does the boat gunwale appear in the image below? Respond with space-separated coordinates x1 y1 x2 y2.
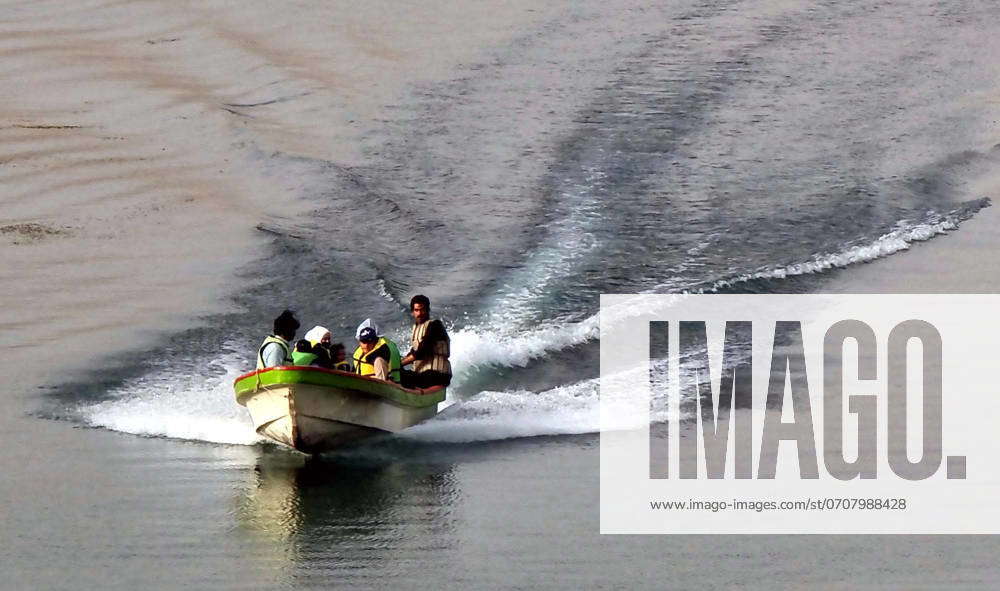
234 366 446 407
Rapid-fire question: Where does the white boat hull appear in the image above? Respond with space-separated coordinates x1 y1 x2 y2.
236 369 443 453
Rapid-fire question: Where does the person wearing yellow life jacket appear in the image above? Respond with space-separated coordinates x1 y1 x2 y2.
400 294 452 389
352 319 401 383
256 309 300 369
330 343 352 372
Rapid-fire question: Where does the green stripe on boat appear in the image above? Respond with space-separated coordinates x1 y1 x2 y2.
234 367 445 408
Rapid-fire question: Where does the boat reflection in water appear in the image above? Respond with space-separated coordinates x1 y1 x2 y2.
235 444 460 584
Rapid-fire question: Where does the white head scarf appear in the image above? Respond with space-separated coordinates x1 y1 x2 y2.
304 325 331 346
355 318 379 341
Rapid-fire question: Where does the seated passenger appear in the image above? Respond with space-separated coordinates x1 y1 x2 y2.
291 339 320 366
330 343 351 372
303 325 335 369
256 309 299 369
352 319 402 383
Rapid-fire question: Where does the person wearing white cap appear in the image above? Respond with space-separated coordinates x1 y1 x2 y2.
304 326 331 347
301 325 337 369
352 318 402 382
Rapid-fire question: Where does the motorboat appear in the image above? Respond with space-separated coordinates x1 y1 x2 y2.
234 366 445 453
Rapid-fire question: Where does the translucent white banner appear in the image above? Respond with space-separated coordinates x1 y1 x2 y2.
600 294 1000 534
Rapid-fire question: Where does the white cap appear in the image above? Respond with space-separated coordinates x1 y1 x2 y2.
304 326 330 346
355 318 379 340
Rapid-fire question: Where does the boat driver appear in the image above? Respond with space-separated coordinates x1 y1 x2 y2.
400 295 452 388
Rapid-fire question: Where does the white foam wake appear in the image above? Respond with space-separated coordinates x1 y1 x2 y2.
700 209 973 291
479 166 607 330
400 382 600 443
80 352 261 445
78 350 669 445
446 318 597 385
401 368 680 443
447 202 988 377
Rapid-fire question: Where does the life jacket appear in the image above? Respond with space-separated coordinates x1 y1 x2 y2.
411 319 451 375
256 335 292 369
353 337 402 382
291 350 318 366
333 360 352 372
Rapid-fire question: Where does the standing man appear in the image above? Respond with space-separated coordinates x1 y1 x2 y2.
400 295 452 389
256 309 300 369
